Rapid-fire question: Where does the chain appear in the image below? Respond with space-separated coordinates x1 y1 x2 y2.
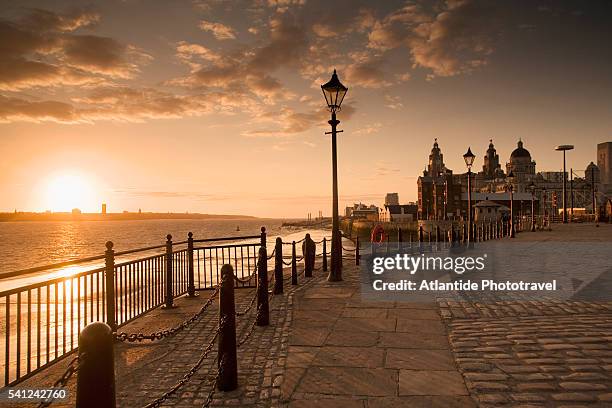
37 354 82 408
202 355 225 408
266 248 276 260
143 319 224 408
235 290 258 317
341 246 356 252
116 286 219 343
236 288 274 348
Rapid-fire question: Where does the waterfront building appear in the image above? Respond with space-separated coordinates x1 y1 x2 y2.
345 203 379 220
597 142 612 194
379 203 418 222
384 193 399 206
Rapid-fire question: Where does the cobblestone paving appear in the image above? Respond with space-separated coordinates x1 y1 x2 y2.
441 224 612 407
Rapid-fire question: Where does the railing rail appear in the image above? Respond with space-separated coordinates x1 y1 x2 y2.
0 228 267 387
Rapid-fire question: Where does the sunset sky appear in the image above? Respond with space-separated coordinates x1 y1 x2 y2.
1 0 611 217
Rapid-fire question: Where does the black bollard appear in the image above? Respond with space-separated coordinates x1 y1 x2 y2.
291 241 298 285
76 322 116 408
273 237 283 295
355 237 360 266
218 265 237 391
303 234 315 278
418 225 424 252
256 247 269 326
322 238 328 272
397 228 403 251
187 232 196 297
163 234 174 308
436 225 441 251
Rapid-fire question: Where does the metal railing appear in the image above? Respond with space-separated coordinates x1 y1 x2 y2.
0 228 267 387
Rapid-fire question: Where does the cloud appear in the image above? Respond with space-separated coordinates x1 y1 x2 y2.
354 122 382 135
243 104 356 138
0 95 78 123
367 0 502 78
199 20 236 40
384 94 403 110
62 35 145 77
0 8 147 90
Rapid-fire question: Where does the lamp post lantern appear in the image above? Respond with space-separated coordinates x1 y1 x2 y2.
555 145 574 224
463 147 475 248
507 171 515 238
321 69 348 282
528 181 536 232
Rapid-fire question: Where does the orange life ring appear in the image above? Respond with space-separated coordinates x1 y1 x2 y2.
370 224 386 243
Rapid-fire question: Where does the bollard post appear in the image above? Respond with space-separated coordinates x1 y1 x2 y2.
187 232 196 297
418 225 424 252
397 227 403 251
355 237 360 266
260 226 267 248
274 237 283 295
291 241 298 285
164 234 174 308
76 322 115 408
303 234 314 278
436 225 441 251
322 238 328 272
256 247 269 326
218 265 238 391
104 242 116 331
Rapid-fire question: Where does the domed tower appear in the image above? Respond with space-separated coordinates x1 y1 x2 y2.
585 162 600 184
482 139 502 179
428 138 446 177
506 139 536 182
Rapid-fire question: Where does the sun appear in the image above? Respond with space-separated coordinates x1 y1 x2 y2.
42 172 98 212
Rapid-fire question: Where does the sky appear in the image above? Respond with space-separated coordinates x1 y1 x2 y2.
0 0 611 217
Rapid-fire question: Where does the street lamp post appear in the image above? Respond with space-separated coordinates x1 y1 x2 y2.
591 165 598 225
463 147 475 248
528 181 536 232
555 145 574 224
321 70 348 282
508 171 515 238
443 178 448 221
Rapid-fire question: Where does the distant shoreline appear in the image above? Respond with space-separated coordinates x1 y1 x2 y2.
0 212 257 222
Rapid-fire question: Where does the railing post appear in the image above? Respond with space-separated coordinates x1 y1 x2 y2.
436 225 441 251
322 238 328 272
256 247 269 326
218 265 237 391
164 234 174 309
104 242 116 332
274 237 283 295
187 232 196 297
291 241 298 285
355 237 360 266
76 322 116 408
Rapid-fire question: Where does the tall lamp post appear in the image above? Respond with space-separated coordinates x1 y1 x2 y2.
463 147 475 248
555 145 574 223
528 181 536 232
507 171 515 238
321 69 348 282
591 165 598 225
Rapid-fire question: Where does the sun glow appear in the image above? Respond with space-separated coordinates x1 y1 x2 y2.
42 172 99 212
